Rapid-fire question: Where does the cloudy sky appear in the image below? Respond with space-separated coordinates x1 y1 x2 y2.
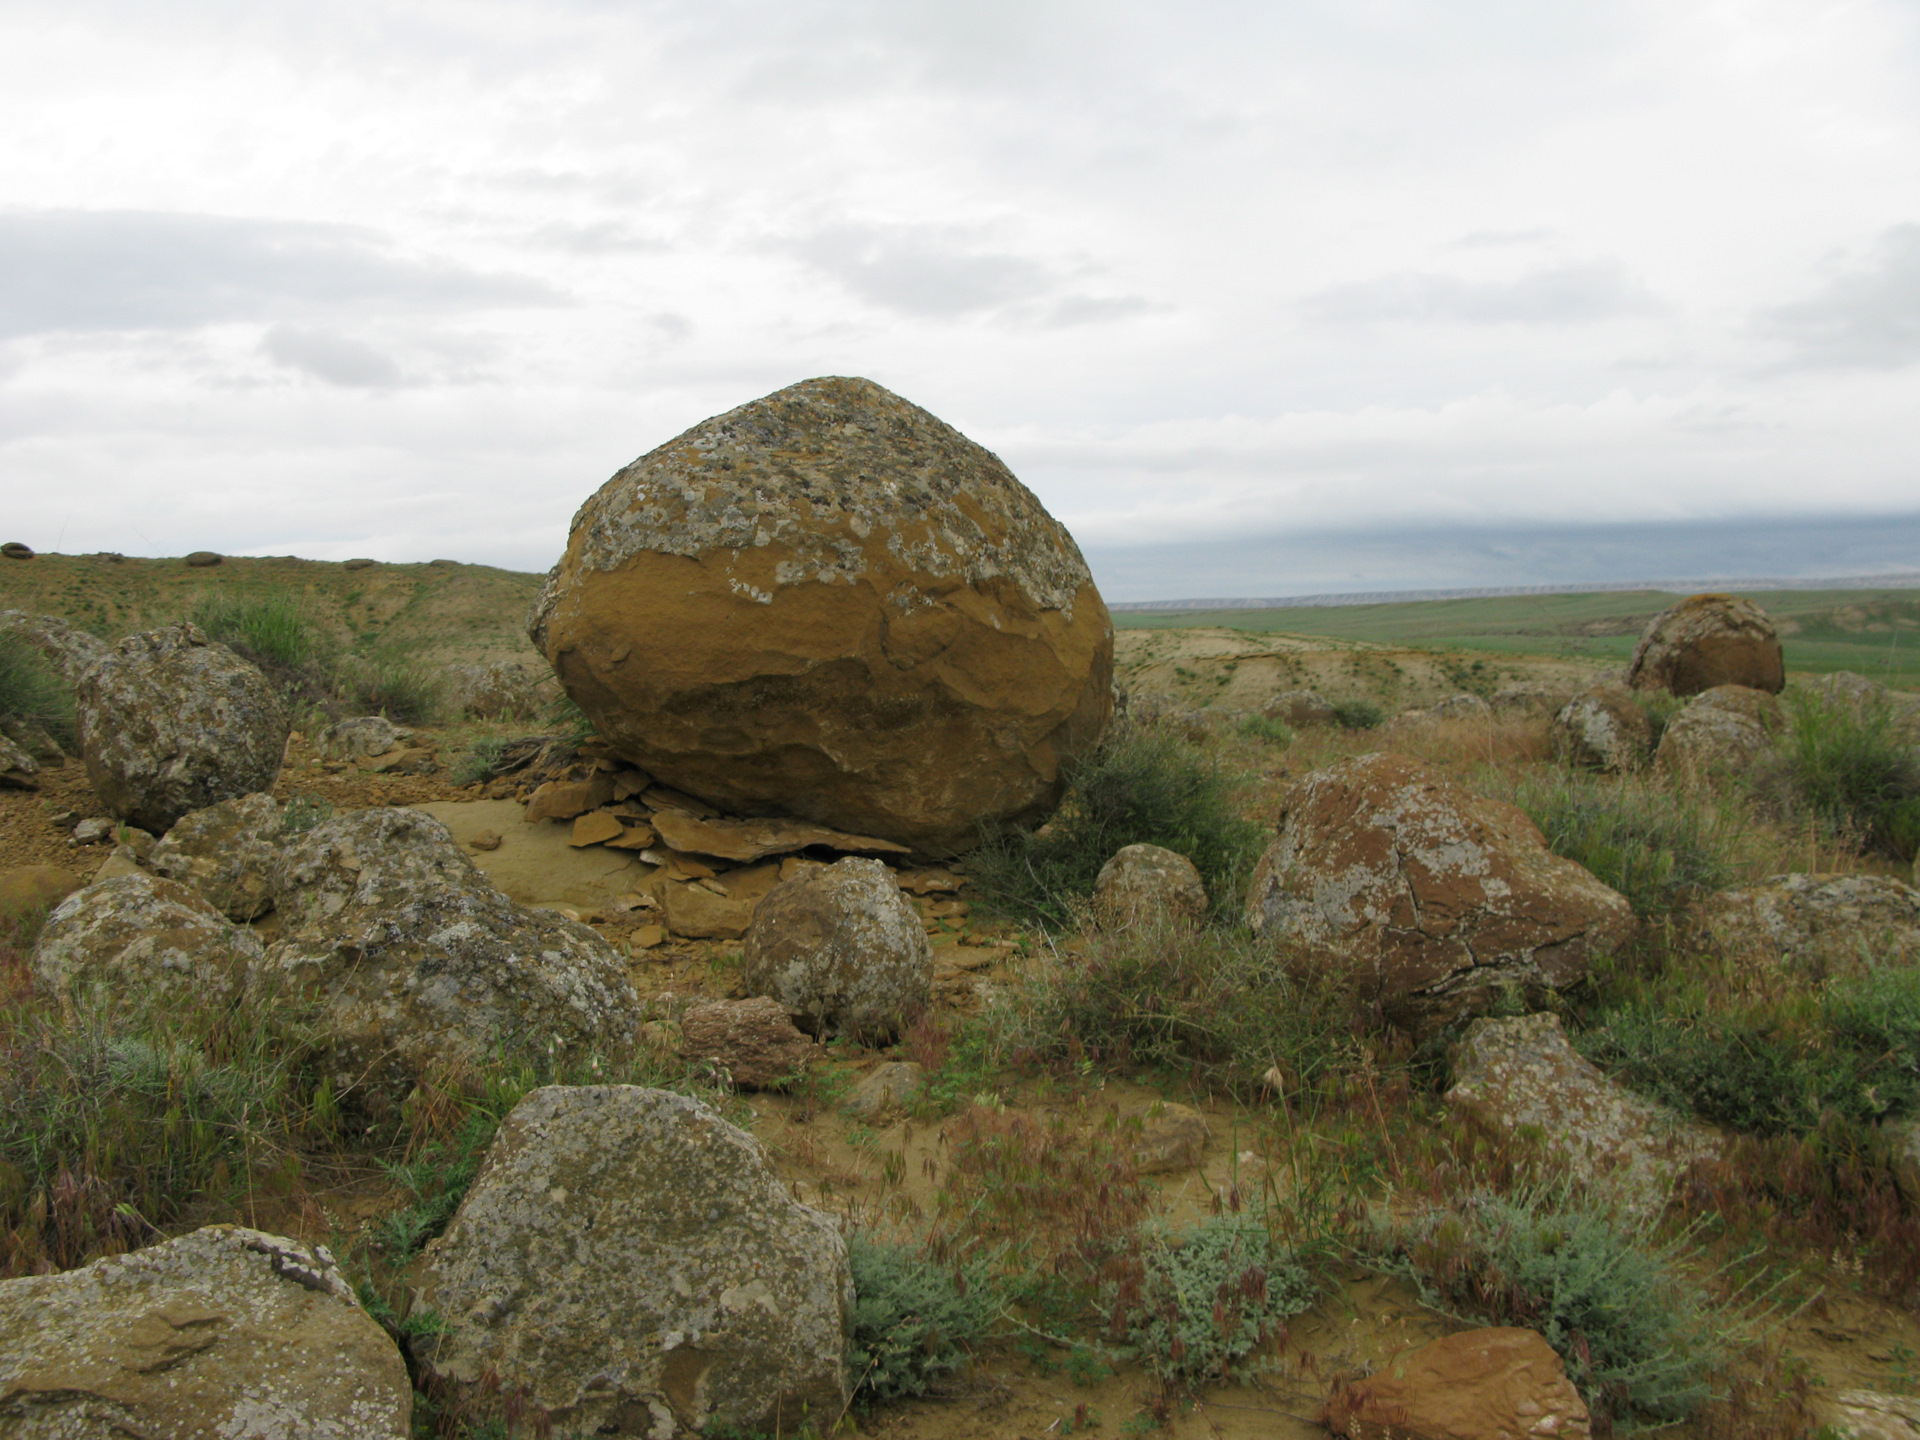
3 0 1918 600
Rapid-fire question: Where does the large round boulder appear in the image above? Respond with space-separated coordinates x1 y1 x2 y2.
0 1225 410 1438
32 871 263 1004
413 1085 852 1437
1245 753 1636 1034
76 622 289 834
149 791 285 920
527 376 1114 854
1652 684 1782 786
741 855 932 1041
266 808 642 1100
1626 593 1785 696
1550 684 1652 771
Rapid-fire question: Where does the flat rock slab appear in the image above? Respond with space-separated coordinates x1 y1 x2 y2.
1446 1013 1722 1219
414 799 647 911
650 808 909 863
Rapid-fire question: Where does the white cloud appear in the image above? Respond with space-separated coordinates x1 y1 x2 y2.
260 326 405 388
1764 223 1920 369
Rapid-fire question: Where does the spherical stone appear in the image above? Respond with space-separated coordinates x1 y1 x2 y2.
528 376 1114 855
1550 684 1653 771
1093 842 1209 927
76 622 288 835
1627 593 1784 696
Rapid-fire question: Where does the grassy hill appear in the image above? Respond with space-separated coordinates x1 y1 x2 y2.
0 552 548 667
1114 586 1920 687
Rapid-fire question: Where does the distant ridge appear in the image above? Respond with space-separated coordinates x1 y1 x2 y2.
1108 572 1920 613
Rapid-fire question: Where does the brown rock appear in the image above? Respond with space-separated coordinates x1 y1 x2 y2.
570 811 627 847
524 772 616 823
0 865 83 918
680 996 815 1089
1447 1013 1721 1219
1653 684 1782 785
360 745 437 775
1551 685 1652 771
0 541 32 560
658 879 757 939
1322 1327 1590 1440
742 856 933 1040
0 1224 411 1438
527 376 1114 855
650 807 910 863
604 821 659 849
1093 843 1209 927
321 714 412 759
1129 1101 1210 1174
183 549 223 567
629 922 665 950
1245 754 1636 1034
1627 593 1785 696
469 829 503 851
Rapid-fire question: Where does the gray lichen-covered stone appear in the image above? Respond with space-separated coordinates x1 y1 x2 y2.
414 1085 852 1438
266 808 641 1100
32 871 263 1003
1093 843 1209 927
0 608 110 682
527 376 1114 854
1652 684 1782 786
1246 753 1636 1035
77 622 288 834
1551 685 1653 771
0 731 35 790
1447 1013 1722 1220
1692 873 1920 975
320 715 411 760
149 791 285 920
0 1224 411 1438
741 856 932 1041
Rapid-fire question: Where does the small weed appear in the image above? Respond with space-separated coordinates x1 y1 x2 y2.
1235 714 1294 747
337 648 446 725
847 1231 1001 1402
453 736 510 785
1766 689 1920 860
1330 698 1383 730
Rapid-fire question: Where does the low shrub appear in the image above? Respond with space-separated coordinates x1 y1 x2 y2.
191 591 322 673
0 633 75 750
1330 698 1384 731
1106 1215 1316 1390
1392 1186 1727 1425
966 723 1267 927
847 1233 1001 1402
337 648 446 725
453 736 511 785
1235 714 1294 747
1769 689 1920 860
1505 771 1743 918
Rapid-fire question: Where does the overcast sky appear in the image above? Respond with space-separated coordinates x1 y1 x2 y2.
3 0 1918 599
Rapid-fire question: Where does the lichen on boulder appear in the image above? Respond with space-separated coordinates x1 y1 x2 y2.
528 376 1114 854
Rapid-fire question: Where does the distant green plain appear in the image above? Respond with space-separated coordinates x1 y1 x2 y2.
1113 587 1920 687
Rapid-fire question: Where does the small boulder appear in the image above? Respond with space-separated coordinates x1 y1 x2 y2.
77 622 288 834
446 659 546 720
32 872 263 1003
1652 684 1782 786
1447 1013 1721 1219
681 996 814 1089
1260 689 1338 727
0 1225 410 1438
742 856 932 1041
1627 593 1785 696
0 865 83 918
321 714 412 760
1551 685 1653 771
1322 1327 1590 1440
0 541 32 560
658 880 758 939
844 1060 925 1118
1129 1101 1210 1174
527 376 1114 855
0 715 65 763
1245 754 1636 1034
0 731 36 790
183 550 223 567
1093 843 1209 927
523 772 616 823
266 808 641 1100
413 1085 852 1436
1692 873 1920 974
0 609 111 682
149 791 284 920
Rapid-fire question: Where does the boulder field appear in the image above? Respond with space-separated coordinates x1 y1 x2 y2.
528 376 1114 855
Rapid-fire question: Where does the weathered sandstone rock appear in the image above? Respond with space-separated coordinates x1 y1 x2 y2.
1093 842 1209 927
1627 593 1785 696
414 1085 851 1437
1246 754 1636 1033
320 715 411 760
742 856 932 1040
32 872 263 1004
266 808 641 1099
0 609 110 681
1322 1327 1590 1440
658 880 758 940
1652 683 1781 785
680 996 814 1089
149 791 284 920
527 376 1114 854
0 1224 410 1438
77 623 288 834
1551 684 1652 771
1260 689 1337 727
649 807 909 863
1692 873 1920 974
1447 1013 1721 1219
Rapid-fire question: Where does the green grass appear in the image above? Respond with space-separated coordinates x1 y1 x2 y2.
965 722 1268 928
0 633 75 750
337 648 447 725
191 591 324 672
1768 689 1920 860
